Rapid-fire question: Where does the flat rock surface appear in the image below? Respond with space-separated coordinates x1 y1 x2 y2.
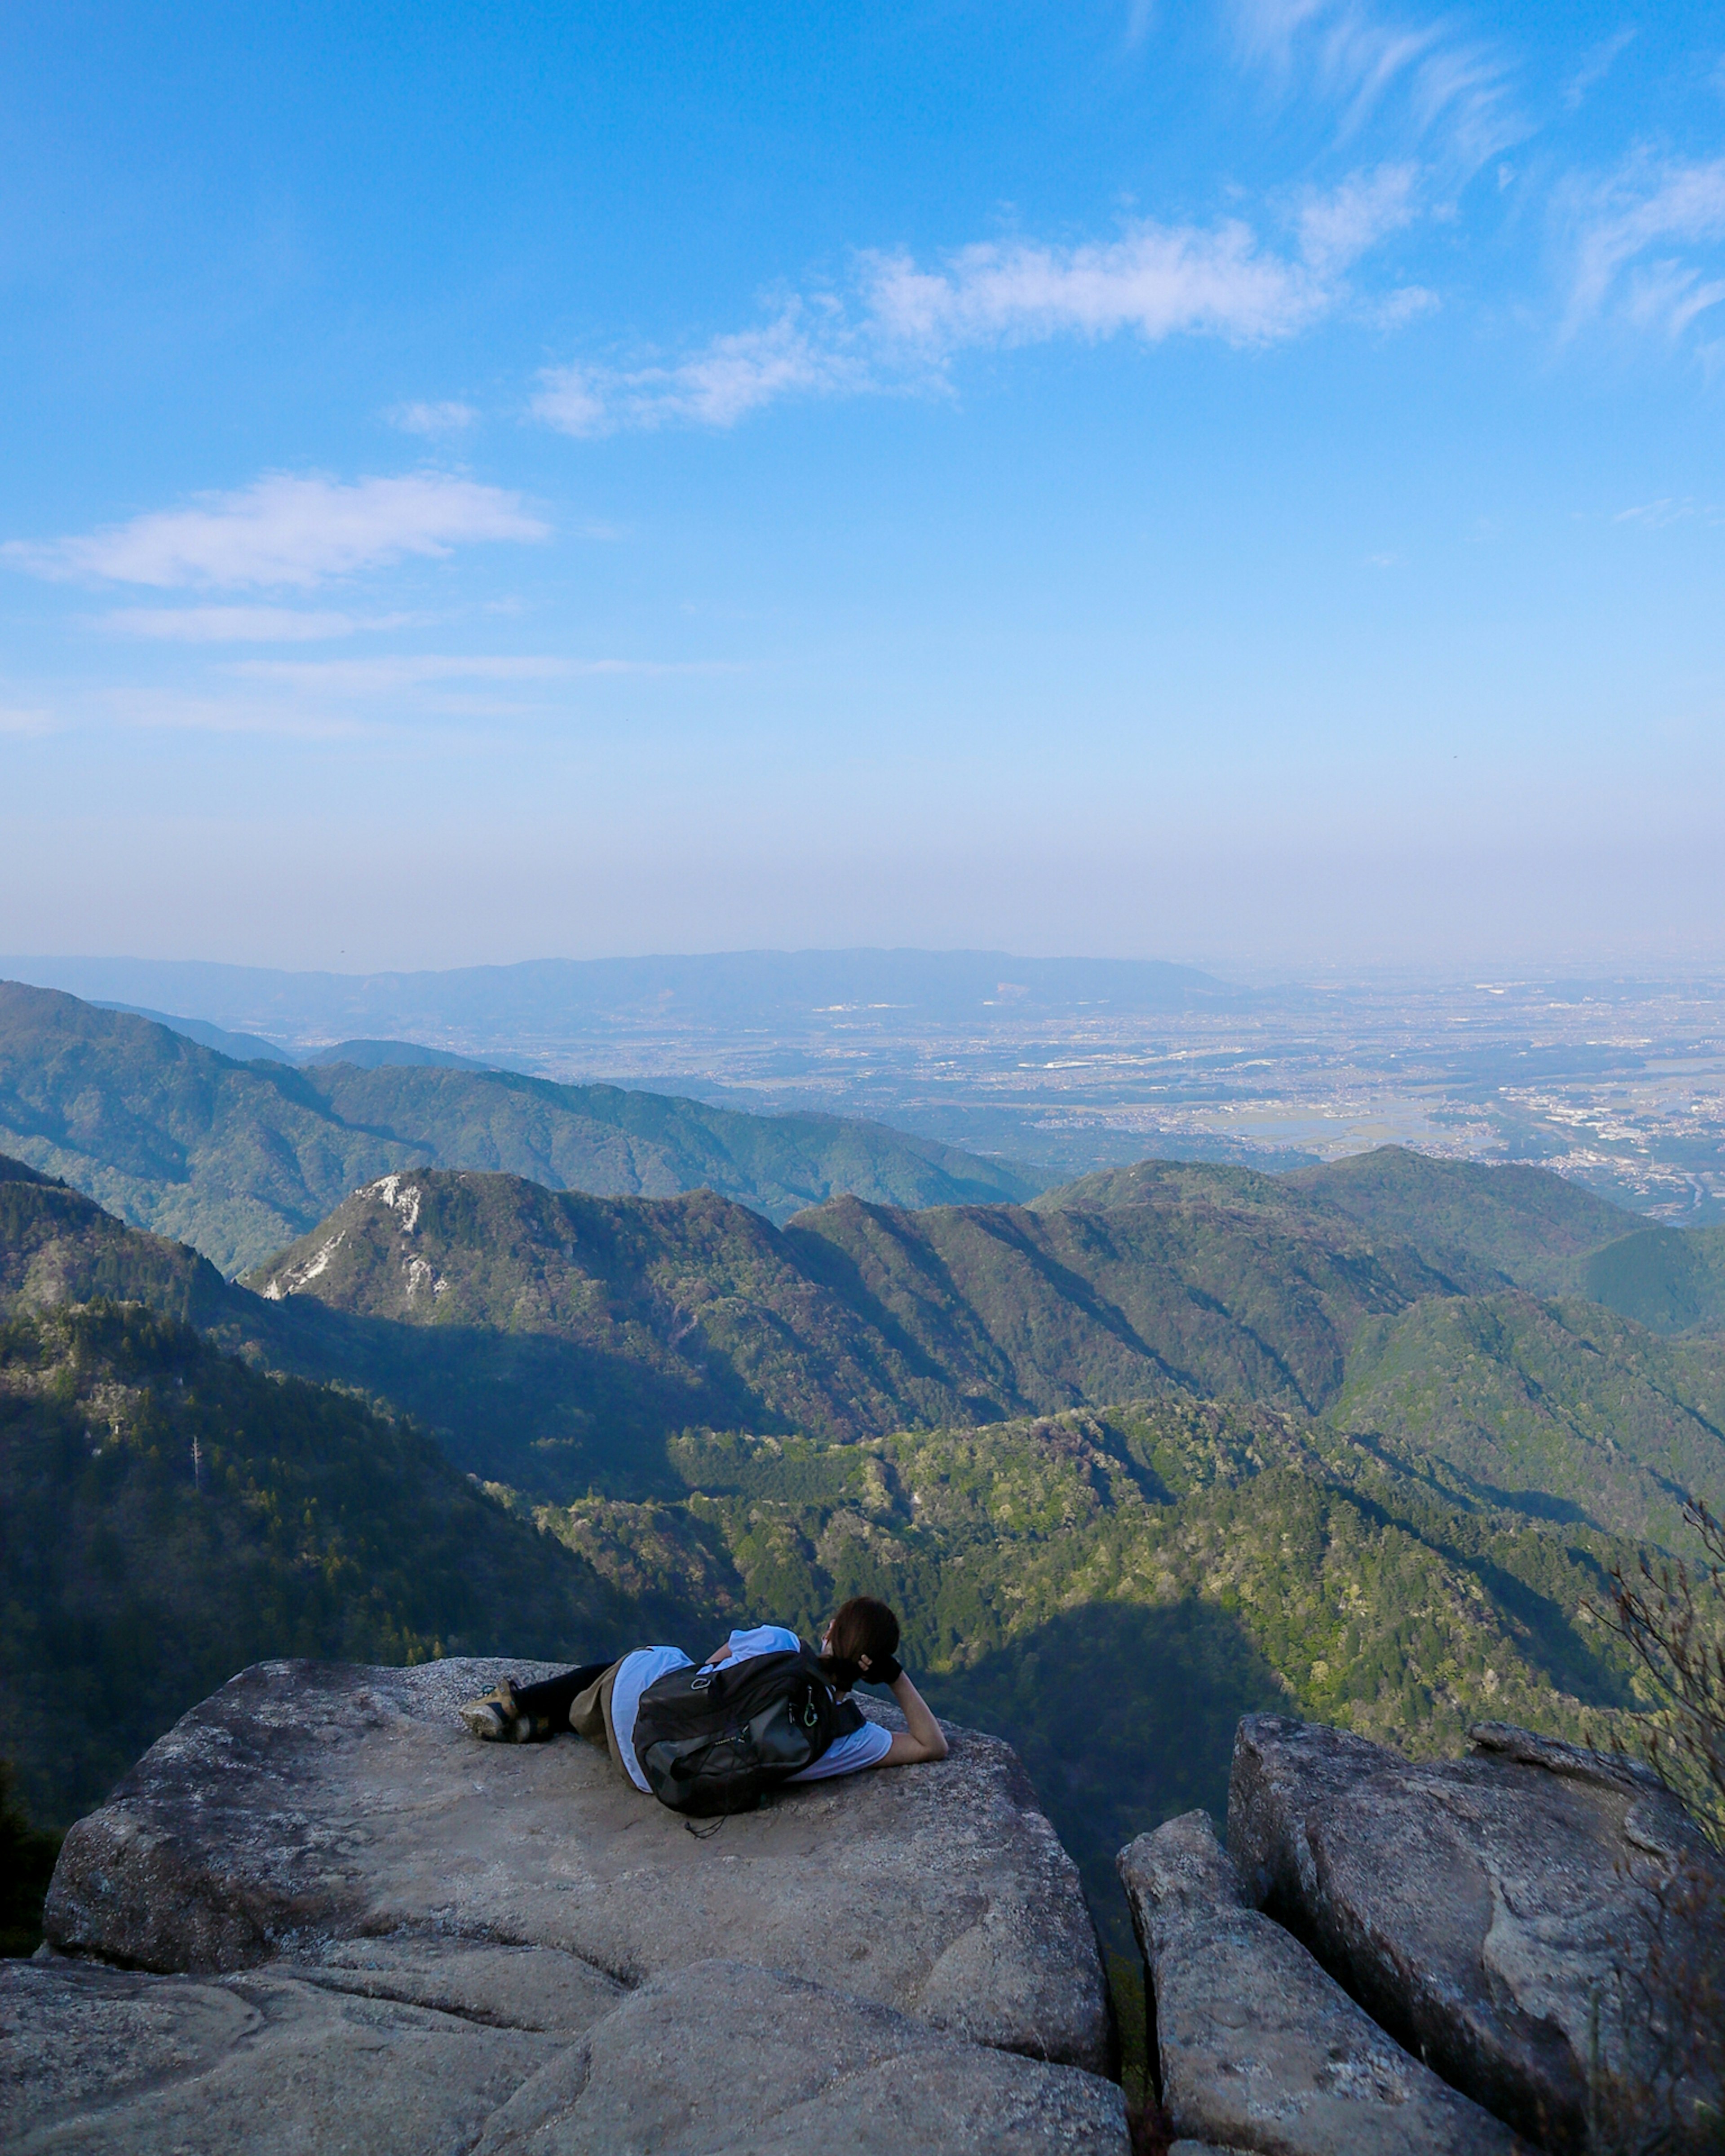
44 1656 1110 2075
1226 1714 1724 2151
3 1956 1127 2156
0 1957 564 2156
469 1958 1128 2156
1119 1812 1517 2156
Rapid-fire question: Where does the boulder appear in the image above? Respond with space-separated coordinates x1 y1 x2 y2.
1118 1811 1517 2156
45 1657 1106 2071
1227 1714 1725 2152
20 1656 1126 2155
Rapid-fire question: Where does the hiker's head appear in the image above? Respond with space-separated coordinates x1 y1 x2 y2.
818 1596 900 1692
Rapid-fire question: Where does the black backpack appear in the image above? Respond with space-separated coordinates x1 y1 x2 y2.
632 1643 864 1817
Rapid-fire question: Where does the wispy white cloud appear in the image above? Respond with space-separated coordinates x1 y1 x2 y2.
1564 27 1635 111
100 605 426 642
104 688 380 739
388 401 478 435
0 704 53 736
534 309 862 437
536 168 1420 437
862 221 1320 349
1233 0 1520 169
226 654 725 695
1613 498 1718 529
5 472 547 590
1369 283 1439 328
1563 154 1725 344
1296 161 1419 274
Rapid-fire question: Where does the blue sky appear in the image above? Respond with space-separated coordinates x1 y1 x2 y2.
2 1 1722 973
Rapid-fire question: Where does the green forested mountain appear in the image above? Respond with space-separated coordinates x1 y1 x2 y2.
0 1298 625 1829
0 1154 229 1323
239 1163 1491 1492
1041 1145 1639 1295
0 981 1037 1273
1331 1290 1725 1550
1583 1221 1725 1334
0 1148 1713 1965
240 1160 1725 1546
9 1139 1725 1552
520 1401 1643 1944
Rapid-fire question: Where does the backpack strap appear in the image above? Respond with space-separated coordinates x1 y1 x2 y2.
795 1639 864 1736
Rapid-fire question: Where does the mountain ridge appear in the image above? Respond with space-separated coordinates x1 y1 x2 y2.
0 981 1039 1273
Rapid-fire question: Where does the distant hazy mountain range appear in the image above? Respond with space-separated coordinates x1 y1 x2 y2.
6 1065 1722 1548
0 981 1038 1273
93 1004 500 1073
0 948 1243 1054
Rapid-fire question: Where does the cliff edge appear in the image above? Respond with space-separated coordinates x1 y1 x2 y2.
5 1656 1125 2155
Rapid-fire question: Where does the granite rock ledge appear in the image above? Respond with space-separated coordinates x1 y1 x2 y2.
1119 1713 1725 2156
8 1656 1125 2156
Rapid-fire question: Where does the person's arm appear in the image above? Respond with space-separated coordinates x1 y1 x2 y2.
876 1671 949 1767
704 1642 733 1665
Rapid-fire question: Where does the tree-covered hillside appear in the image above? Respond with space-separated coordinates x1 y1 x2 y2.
0 1154 228 1324
1331 1290 1725 1551
0 1300 625 1829
0 981 1037 1273
519 1400 1644 1947
1583 1221 1725 1334
239 1162 1725 1543
1 1153 1713 1968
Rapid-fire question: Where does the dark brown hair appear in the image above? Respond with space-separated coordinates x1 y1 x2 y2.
817 1596 900 1692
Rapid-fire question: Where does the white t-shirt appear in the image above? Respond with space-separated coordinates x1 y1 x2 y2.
610 1624 893 1794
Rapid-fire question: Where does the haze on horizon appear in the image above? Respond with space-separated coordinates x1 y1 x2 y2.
2 2 1722 976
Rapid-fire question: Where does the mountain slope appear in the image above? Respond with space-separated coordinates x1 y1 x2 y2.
0 1299 625 1830
15 1144 1725 1551
1287 1147 1639 1293
0 981 1037 1272
1044 1145 1639 1296
529 1401 1643 1948
1331 1290 1725 1550
0 1155 230 1325
1583 1222 1725 1335
240 1166 1496 1495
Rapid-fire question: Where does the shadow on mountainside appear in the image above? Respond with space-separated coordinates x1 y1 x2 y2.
919 1598 1288 1956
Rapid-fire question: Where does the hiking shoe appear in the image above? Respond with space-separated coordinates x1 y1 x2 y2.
459 1679 525 1743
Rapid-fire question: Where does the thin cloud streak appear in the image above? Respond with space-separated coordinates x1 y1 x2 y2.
1233 0 1521 170
537 168 1421 437
388 401 478 435
1564 27 1635 111
533 309 864 437
227 654 731 694
1563 153 1725 344
101 606 428 642
5 472 548 590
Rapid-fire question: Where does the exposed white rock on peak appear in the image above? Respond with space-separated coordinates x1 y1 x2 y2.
259 1228 345 1300
367 1174 422 1233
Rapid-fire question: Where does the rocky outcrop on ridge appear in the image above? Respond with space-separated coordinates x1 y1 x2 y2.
1119 1811 1516 2155
1119 1713 1725 2155
1229 1715 1723 2150
8 1657 1124 2155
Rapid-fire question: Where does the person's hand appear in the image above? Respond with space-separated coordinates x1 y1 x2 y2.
861 1653 903 1687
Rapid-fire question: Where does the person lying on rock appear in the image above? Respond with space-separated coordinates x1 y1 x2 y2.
456 1597 949 1813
